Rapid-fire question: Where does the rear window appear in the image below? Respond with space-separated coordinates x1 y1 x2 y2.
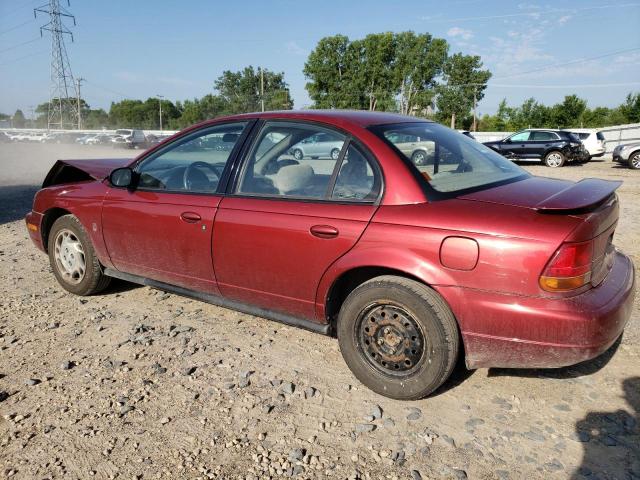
371 122 528 196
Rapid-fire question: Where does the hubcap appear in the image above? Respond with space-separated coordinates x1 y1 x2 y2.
413 152 425 165
357 304 425 376
632 154 640 169
53 229 86 284
331 149 339 160
546 153 562 167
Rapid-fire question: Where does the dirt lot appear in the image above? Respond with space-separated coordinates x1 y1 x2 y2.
0 143 639 480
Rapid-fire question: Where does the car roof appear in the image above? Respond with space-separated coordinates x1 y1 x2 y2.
562 128 600 133
195 110 430 129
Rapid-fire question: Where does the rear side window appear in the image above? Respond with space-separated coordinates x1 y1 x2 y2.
531 131 560 141
596 132 605 141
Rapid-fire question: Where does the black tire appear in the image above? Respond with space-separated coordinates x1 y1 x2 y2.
544 150 565 168
48 215 111 296
411 150 427 166
292 148 303 160
330 148 340 160
337 276 460 400
629 151 640 170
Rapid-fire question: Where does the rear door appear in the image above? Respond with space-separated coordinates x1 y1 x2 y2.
213 120 382 322
529 131 560 159
102 121 252 294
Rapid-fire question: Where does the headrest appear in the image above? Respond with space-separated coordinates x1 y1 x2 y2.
269 163 314 193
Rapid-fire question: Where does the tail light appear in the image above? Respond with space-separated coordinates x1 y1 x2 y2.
539 240 593 292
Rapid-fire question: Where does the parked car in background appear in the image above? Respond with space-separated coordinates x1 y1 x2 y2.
86 133 114 145
613 142 640 169
289 131 344 160
565 128 606 159
24 110 634 400
386 132 436 165
483 129 589 167
76 134 97 145
114 129 147 149
459 130 475 140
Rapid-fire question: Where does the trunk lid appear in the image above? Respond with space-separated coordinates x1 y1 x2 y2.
461 176 622 290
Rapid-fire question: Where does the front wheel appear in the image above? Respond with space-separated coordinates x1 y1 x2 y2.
48 215 111 296
292 149 303 160
629 151 640 170
411 150 427 166
544 150 565 167
330 148 340 160
337 276 459 400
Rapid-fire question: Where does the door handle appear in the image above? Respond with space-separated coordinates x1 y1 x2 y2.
180 211 201 223
310 225 339 239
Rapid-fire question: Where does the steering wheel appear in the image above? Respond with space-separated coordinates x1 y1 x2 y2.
183 161 222 190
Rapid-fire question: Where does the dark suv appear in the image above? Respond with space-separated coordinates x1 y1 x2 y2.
483 129 589 167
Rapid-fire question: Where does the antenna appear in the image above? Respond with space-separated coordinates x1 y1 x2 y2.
34 0 79 130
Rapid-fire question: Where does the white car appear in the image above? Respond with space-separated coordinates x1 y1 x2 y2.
289 132 345 160
565 129 606 159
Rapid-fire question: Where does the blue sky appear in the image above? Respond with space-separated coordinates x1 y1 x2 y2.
1 0 639 118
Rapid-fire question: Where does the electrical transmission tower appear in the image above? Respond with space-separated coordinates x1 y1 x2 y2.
34 0 80 130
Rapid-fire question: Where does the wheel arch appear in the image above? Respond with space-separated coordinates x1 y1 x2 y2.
41 207 73 253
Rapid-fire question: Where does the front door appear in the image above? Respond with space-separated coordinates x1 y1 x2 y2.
213 121 382 322
101 121 250 294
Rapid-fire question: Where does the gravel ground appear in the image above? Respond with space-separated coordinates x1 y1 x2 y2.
1 144 639 480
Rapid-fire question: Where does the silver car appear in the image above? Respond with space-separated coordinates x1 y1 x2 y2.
289 132 344 160
613 142 640 170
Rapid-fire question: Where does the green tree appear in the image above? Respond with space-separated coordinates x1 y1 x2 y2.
394 32 448 115
549 95 587 128
12 109 26 128
304 35 352 109
435 53 491 129
619 92 640 123
214 66 293 113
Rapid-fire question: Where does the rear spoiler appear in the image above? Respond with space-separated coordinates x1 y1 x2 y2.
535 178 621 213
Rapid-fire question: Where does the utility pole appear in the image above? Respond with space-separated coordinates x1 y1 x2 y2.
472 86 478 132
35 0 79 130
260 68 265 112
29 106 35 127
76 77 84 129
156 94 164 131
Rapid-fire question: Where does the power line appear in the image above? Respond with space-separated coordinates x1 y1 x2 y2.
83 79 132 99
0 49 48 67
0 37 41 54
0 0 39 19
0 18 36 36
492 46 640 80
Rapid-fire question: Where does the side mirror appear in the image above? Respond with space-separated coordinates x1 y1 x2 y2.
109 167 133 188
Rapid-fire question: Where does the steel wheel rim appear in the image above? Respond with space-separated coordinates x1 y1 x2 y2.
293 149 303 160
331 149 340 160
546 153 562 167
54 229 86 285
356 303 426 377
632 154 640 169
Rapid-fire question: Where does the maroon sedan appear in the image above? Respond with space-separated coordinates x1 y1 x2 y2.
25 111 635 400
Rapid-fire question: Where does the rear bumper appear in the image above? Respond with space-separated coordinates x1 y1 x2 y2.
439 251 635 369
25 211 45 252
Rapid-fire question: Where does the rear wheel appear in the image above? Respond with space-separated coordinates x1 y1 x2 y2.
48 215 110 296
544 150 565 168
629 151 640 170
411 150 427 166
337 276 459 400
292 148 303 160
330 148 340 160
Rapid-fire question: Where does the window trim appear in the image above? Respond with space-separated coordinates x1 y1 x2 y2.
227 119 384 205
129 120 256 196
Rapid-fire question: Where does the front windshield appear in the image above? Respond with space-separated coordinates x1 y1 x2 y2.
371 122 528 195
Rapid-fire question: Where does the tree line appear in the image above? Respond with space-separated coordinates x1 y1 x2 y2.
2 31 639 131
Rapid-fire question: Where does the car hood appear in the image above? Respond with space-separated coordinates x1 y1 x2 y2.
459 176 622 212
42 158 133 188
